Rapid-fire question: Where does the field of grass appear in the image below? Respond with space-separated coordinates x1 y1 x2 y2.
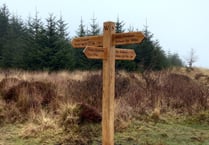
114 114 209 145
0 67 209 145
1 114 209 145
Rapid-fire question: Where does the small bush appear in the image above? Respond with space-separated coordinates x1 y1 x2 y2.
3 81 56 113
75 73 102 110
0 77 21 97
78 103 101 124
163 73 209 114
59 103 80 132
59 103 101 131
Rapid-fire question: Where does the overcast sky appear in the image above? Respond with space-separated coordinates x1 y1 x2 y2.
1 0 209 68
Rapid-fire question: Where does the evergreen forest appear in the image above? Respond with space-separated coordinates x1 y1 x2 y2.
0 4 183 71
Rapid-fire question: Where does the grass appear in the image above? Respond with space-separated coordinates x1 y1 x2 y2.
1 115 209 145
114 116 209 145
0 68 209 144
0 123 63 145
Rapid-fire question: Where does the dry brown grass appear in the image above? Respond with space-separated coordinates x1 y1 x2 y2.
19 110 57 139
3 81 56 113
0 77 20 97
170 67 209 86
0 68 208 126
0 68 209 145
58 102 80 131
0 99 6 124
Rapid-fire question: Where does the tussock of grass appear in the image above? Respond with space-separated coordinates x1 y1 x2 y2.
19 123 40 138
58 102 80 131
19 110 57 139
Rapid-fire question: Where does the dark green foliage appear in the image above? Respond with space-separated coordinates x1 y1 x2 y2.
87 15 102 69
167 52 184 67
4 16 27 68
0 5 28 69
133 25 183 71
115 17 134 70
73 17 101 70
0 4 77 71
76 17 86 37
24 12 46 70
88 15 100 36
24 13 75 71
0 4 9 61
75 15 102 70
115 16 125 33
115 23 178 71
0 5 9 66
0 4 183 71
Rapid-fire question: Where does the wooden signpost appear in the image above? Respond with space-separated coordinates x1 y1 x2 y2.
71 21 144 145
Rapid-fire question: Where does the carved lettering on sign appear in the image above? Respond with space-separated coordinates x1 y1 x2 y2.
83 46 105 59
113 32 144 45
115 49 136 60
83 46 136 60
104 25 115 31
71 36 103 48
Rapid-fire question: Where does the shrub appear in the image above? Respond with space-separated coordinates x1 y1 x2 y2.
3 81 56 113
163 73 209 114
0 77 21 97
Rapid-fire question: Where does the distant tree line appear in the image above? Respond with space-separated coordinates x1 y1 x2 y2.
0 4 183 71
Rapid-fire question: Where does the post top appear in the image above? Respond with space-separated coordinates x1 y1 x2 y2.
104 21 115 24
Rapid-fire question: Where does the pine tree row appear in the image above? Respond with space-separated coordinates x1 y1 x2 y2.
0 4 183 71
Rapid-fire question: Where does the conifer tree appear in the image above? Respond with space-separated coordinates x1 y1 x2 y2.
52 15 75 70
134 25 169 71
88 15 100 36
0 4 9 66
115 17 134 70
115 16 125 33
76 17 86 37
73 17 88 69
24 11 46 70
57 15 68 39
167 52 183 67
0 5 28 69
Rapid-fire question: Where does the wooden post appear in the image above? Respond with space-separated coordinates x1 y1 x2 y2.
71 21 144 145
102 21 115 145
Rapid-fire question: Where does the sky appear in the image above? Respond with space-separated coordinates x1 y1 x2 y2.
1 0 209 68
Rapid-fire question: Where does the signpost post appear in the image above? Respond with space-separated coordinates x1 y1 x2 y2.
71 21 144 145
